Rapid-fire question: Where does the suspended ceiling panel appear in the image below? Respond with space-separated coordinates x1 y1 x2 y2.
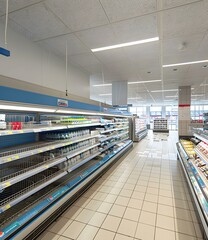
0 0 42 15
161 0 201 9
99 0 157 22
9 2 70 41
45 0 109 31
40 33 90 57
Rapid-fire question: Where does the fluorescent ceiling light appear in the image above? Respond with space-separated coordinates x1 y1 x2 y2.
93 83 112 87
151 89 178 93
163 59 208 68
91 37 159 52
192 94 204 97
0 105 55 112
128 80 161 84
165 95 177 98
99 93 112 96
128 97 142 100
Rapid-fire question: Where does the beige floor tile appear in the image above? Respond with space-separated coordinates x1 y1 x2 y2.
144 193 159 203
101 215 121 232
93 192 108 201
110 187 122 195
114 233 133 240
176 232 197 240
158 196 174 207
157 204 174 217
83 190 97 199
194 223 203 238
190 211 199 223
123 207 140 222
77 225 99 240
75 209 95 223
58 237 70 240
62 221 85 239
123 183 135 190
119 189 133 198
94 229 115 240
156 214 175 231
88 212 106 227
139 211 156 226
142 201 157 213
74 197 90 208
137 180 148 187
175 218 195 236
104 193 117 203
115 196 130 206
155 227 175 240
109 204 126 217
117 219 137 237
128 198 143 209
159 189 173 198
160 183 172 190
134 185 147 193
47 217 72 235
62 206 82 220
135 223 155 240
174 207 192 221
99 186 112 193
85 199 102 211
146 187 159 195
131 191 145 200
97 202 113 214
174 199 189 210
36 231 60 240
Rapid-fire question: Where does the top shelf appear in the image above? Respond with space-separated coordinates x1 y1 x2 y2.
194 133 208 144
0 123 101 137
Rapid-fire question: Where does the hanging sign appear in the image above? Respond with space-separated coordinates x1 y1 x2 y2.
57 99 68 107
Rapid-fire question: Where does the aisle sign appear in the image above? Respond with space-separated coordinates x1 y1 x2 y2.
57 99 68 107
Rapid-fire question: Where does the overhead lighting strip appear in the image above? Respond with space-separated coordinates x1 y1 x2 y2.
163 60 208 68
93 83 112 87
128 80 161 84
91 37 159 52
151 89 178 93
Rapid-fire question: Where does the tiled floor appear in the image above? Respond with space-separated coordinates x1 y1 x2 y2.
37 131 204 240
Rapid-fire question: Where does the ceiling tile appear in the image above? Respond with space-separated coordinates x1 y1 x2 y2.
45 0 109 31
0 0 42 15
70 53 100 67
161 0 201 9
112 14 158 43
39 33 90 57
162 2 208 39
9 2 70 41
100 0 156 22
94 48 127 63
76 24 117 49
163 33 204 63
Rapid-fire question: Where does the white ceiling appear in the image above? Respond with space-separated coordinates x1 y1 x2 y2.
0 0 208 106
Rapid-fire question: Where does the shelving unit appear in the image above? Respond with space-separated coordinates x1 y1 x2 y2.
132 117 147 142
0 106 132 240
176 135 208 239
153 118 169 133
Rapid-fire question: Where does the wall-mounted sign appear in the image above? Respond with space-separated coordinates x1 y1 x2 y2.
57 99 68 107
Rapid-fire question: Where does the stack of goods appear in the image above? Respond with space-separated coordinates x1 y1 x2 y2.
180 139 195 158
60 116 92 125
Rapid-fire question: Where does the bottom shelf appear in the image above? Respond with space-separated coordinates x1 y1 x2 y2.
0 139 133 240
153 129 169 133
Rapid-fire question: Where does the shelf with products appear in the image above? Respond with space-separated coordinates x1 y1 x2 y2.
177 137 208 238
133 117 147 142
0 139 132 240
153 118 169 133
0 105 132 240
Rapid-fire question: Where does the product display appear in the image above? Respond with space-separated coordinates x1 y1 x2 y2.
0 110 132 240
153 119 169 133
177 134 208 238
132 117 147 142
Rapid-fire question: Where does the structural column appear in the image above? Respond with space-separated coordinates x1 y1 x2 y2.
178 86 191 136
112 81 128 106
162 106 166 118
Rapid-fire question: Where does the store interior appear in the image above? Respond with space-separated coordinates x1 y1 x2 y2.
0 1 208 240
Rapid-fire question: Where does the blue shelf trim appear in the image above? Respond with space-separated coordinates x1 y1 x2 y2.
0 140 132 240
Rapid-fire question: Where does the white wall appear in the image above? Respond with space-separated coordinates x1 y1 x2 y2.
0 21 90 98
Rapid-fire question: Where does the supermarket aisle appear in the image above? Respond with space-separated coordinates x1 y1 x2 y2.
38 131 203 240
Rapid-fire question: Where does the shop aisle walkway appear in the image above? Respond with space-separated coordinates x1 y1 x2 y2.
38 131 203 240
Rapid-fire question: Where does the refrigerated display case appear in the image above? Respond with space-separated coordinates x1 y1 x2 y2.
132 117 147 142
176 134 208 239
153 118 169 133
0 105 132 240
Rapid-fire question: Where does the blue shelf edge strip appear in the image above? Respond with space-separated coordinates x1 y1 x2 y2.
0 48 10 57
0 140 132 240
